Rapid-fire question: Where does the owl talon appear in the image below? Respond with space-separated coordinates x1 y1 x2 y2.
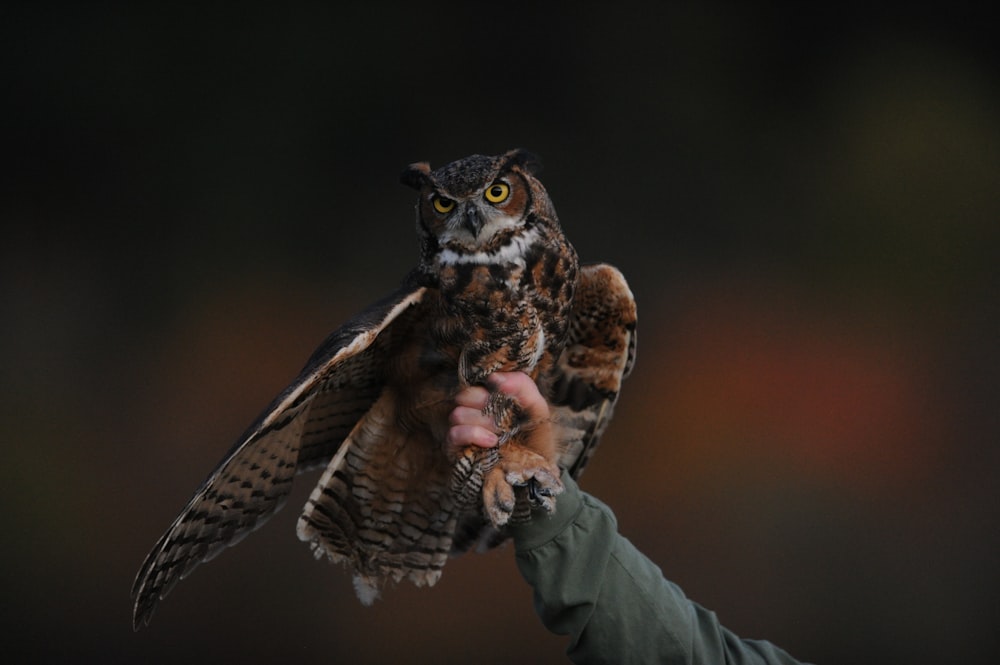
520 474 561 513
526 479 554 502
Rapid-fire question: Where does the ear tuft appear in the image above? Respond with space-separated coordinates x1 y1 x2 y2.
400 162 432 189
503 149 543 176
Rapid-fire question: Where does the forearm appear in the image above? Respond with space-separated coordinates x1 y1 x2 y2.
509 475 805 665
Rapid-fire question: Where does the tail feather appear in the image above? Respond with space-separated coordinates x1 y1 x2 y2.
296 390 463 602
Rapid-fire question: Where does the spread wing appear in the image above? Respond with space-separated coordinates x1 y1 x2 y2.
550 263 637 477
130 275 427 629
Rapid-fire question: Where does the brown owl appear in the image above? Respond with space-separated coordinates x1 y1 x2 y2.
131 149 637 627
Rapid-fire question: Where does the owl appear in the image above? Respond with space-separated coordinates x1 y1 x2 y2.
131 149 637 628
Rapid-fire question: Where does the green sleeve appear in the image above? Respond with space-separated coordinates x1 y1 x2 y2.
508 475 807 665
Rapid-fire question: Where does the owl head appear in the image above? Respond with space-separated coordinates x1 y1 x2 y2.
401 149 560 269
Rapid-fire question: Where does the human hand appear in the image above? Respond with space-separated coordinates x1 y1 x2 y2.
446 372 551 456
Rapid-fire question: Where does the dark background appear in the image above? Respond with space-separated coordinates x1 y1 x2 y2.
3 4 998 663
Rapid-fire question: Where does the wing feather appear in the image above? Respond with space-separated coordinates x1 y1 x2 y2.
130 276 426 629
550 263 637 477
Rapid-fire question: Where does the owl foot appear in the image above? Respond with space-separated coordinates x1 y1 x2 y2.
482 445 563 527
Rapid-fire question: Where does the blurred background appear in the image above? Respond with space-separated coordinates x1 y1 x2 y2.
3 4 997 663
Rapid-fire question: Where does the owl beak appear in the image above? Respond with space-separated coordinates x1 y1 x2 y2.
463 207 484 237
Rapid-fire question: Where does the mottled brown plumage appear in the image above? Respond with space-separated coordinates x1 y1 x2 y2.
131 149 637 628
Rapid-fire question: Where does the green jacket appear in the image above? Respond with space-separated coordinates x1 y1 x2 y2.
508 475 808 665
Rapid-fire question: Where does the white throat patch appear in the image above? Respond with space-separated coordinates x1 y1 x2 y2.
437 226 540 268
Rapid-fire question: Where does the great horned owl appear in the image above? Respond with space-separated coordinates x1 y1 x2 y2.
131 149 637 628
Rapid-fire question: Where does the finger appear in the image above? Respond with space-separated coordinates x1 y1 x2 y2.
489 372 550 421
449 405 495 430
446 424 499 452
454 385 490 410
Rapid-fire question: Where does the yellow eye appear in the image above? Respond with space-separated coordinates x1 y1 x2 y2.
484 182 510 204
433 196 455 214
